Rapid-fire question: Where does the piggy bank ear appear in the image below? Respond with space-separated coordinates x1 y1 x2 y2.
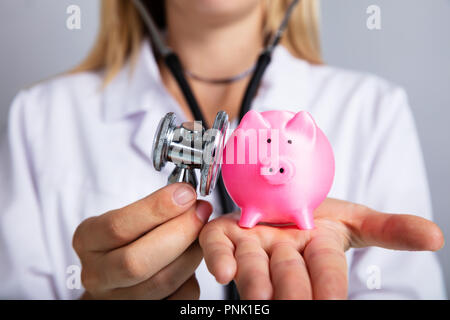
286 111 317 141
239 110 270 130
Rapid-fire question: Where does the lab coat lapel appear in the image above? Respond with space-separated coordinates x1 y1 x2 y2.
102 42 160 122
102 40 184 164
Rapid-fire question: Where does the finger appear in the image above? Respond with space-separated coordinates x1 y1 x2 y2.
199 224 236 284
352 211 444 251
109 242 203 299
74 183 197 252
87 201 212 290
234 237 272 300
167 275 201 300
315 198 444 252
269 243 312 300
303 232 348 300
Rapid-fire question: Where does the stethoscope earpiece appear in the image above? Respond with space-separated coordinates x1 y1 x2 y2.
152 111 229 196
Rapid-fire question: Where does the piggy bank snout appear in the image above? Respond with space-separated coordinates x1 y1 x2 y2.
260 156 295 185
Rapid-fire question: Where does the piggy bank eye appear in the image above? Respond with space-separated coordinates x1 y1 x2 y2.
267 139 272 143
288 140 293 144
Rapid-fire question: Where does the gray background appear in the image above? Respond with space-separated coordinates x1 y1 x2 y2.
0 0 449 295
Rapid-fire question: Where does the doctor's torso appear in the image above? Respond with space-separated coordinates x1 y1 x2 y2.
0 41 445 300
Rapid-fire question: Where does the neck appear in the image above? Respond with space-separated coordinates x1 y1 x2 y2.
159 2 266 126
165 3 265 79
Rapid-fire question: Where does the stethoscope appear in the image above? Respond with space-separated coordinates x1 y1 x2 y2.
132 0 301 299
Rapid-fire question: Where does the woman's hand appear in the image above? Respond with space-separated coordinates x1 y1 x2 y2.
199 198 444 300
73 183 212 300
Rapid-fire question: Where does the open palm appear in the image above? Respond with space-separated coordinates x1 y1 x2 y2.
199 198 444 300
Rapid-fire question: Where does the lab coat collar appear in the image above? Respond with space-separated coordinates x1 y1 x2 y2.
102 40 172 122
102 39 309 163
102 39 309 123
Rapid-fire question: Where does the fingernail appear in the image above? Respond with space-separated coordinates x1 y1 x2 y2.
196 202 212 223
173 185 196 206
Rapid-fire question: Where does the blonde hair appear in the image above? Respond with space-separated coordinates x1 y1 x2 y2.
73 0 322 84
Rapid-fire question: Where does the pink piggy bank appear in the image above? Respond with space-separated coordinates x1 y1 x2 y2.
221 110 335 230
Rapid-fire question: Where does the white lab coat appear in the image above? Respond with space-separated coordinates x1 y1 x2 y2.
0 41 446 299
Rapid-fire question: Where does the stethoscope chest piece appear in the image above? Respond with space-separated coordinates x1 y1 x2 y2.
152 111 229 196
